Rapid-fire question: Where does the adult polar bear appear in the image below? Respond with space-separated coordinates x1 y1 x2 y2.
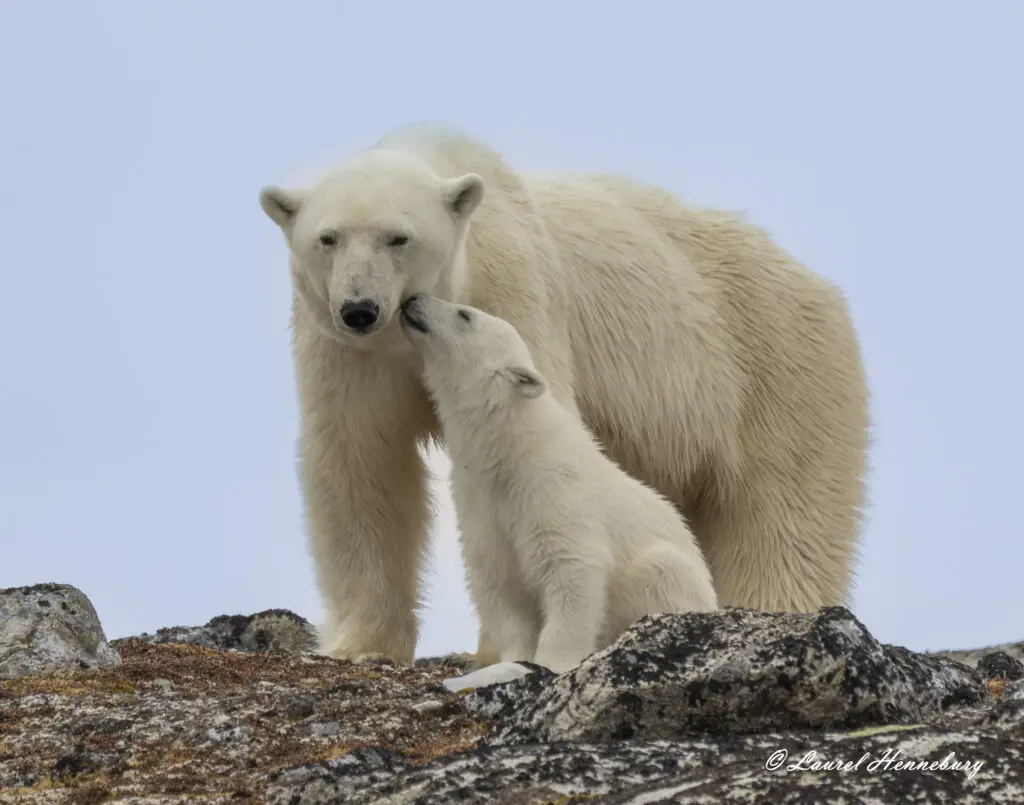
259 124 870 665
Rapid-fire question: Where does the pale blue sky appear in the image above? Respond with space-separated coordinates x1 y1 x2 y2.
1 2 1021 656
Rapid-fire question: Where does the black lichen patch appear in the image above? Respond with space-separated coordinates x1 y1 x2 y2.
0 583 71 596
977 651 1024 682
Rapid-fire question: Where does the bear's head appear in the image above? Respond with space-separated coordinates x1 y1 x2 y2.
399 294 547 409
259 149 485 352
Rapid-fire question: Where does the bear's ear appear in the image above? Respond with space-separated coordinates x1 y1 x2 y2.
499 366 546 400
442 173 485 221
259 186 305 230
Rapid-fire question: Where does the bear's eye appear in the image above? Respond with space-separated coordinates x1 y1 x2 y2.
457 309 472 323
386 234 409 248
318 232 338 247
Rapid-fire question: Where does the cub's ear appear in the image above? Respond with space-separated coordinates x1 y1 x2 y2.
499 366 546 399
259 186 306 230
442 173 485 221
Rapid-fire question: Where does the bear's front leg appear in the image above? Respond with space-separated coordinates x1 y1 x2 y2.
300 423 429 664
296 348 434 665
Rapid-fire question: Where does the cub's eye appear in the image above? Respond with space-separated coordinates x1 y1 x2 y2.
386 234 409 248
457 309 472 323
318 233 338 247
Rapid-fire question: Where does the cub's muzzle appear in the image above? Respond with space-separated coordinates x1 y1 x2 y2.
400 294 429 334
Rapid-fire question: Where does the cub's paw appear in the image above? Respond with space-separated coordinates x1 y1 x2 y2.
531 652 583 675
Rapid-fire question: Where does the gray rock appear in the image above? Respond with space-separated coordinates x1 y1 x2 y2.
276 726 1020 805
415 652 479 673
116 608 318 654
3 599 1018 803
591 727 1020 804
0 583 121 680
309 721 343 738
266 747 415 805
270 740 693 805
930 639 1024 669
466 607 987 745
977 651 1024 681
1 636 483 801
989 679 1024 726
51 742 126 782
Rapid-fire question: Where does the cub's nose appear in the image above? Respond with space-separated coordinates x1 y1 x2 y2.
339 299 380 332
401 294 424 312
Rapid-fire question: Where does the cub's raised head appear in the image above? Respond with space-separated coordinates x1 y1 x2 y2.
260 148 484 351
400 295 547 405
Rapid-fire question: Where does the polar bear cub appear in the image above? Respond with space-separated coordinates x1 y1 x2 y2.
400 294 719 673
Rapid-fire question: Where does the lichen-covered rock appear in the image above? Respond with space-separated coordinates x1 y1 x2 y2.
931 639 1024 669
269 740 698 805
274 727 1022 805
415 653 479 673
265 747 415 804
989 679 1024 727
0 598 1018 804
590 727 1022 804
466 607 987 745
0 584 121 680
0 638 485 803
115 608 318 655
977 651 1024 682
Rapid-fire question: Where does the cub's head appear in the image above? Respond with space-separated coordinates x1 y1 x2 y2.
259 149 484 351
399 295 547 407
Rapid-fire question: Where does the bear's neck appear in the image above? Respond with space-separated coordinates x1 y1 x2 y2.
439 241 472 303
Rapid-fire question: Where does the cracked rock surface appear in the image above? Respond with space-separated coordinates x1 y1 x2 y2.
1 590 1021 804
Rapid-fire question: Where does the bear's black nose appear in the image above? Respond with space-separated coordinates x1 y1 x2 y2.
340 299 380 332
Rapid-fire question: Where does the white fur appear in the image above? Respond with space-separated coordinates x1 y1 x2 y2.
259 124 870 665
401 296 720 673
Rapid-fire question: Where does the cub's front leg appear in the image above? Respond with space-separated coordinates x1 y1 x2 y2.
454 485 540 666
530 535 612 673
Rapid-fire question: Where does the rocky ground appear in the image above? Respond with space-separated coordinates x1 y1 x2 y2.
1 583 1021 804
